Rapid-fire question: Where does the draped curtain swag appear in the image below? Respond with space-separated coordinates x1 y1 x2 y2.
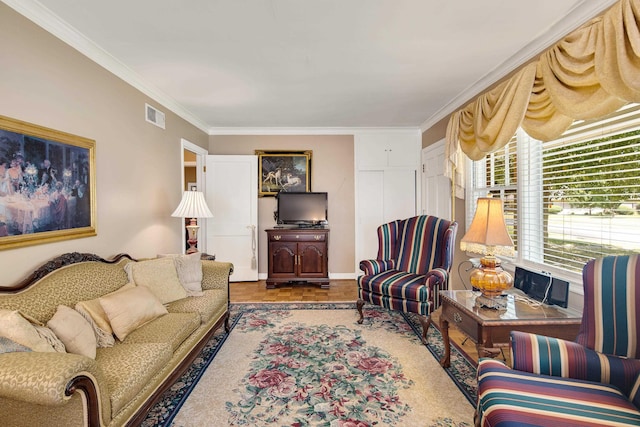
445 0 640 185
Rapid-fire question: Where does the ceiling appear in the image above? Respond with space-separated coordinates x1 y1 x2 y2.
5 1 618 133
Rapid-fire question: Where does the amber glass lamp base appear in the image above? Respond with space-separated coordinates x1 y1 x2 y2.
470 255 513 309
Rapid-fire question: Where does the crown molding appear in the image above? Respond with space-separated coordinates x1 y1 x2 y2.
419 0 620 132
2 0 210 133
208 126 420 136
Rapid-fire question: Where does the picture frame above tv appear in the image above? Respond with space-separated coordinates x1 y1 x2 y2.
256 150 311 197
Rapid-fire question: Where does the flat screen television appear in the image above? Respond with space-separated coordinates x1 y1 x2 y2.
276 192 328 227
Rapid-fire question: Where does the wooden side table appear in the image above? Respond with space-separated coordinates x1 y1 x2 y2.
439 290 582 368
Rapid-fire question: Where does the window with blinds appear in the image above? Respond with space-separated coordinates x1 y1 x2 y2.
468 103 640 275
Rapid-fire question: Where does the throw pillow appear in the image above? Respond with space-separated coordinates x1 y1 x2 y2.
47 305 97 359
33 325 66 353
0 336 32 354
124 258 187 304
0 309 55 352
159 253 204 296
99 285 168 341
75 282 135 347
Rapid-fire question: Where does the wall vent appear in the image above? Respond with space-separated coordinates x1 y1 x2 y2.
145 103 166 129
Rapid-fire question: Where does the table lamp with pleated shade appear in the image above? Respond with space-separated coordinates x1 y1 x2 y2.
460 196 515 308
171 190 213 254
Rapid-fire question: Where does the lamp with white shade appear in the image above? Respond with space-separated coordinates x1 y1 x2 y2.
171 190 213 254
460 196 515 309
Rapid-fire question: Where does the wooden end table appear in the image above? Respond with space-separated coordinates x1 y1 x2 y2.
438 290 582 368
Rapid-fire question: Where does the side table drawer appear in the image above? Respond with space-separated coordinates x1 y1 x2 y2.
442 303 478 343
268 232 327 242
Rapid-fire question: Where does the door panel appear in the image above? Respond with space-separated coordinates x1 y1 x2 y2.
356 171 385 264
383 169 416 221
356 169 416 267
205 155 258 281
422 141 451 219
270 242 297 277
298 242 326 277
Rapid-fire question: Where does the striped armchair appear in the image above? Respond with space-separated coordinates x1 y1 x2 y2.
356 215 457 343
476 254 640 427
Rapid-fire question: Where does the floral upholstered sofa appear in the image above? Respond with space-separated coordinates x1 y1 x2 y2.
0 252 233 427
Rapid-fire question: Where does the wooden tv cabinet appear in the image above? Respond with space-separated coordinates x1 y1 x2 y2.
266 228 329 289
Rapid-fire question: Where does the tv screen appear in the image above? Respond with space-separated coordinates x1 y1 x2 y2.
277 192 328 227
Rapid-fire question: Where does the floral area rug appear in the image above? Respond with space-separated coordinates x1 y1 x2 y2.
142 303 476 427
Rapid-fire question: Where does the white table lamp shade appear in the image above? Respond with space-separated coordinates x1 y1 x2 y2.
171 191 213 218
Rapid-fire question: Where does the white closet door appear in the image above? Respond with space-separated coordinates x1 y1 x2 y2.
383 169 416 221
205 155 258 282
355 169 416 267
421 141 451 220
357 171 385 264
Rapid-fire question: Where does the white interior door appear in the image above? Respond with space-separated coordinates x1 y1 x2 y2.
356 171 385 264
422 141 451 219
355 169 416 268
383 169 416 220
205 155 258 281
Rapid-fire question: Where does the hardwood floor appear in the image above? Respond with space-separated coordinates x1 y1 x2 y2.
230 279 491 365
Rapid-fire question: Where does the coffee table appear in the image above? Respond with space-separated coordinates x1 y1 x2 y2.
438 290 582 368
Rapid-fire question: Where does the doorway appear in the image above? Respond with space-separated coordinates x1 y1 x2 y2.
180 139 208 253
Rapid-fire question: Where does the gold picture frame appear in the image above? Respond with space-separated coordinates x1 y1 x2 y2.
0 115 97 250
256 150 312 197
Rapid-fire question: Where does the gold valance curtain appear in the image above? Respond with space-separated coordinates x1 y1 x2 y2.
446 0 640 166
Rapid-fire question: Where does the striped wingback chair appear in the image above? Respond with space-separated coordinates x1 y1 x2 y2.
476 254 640 427
356 215 457 343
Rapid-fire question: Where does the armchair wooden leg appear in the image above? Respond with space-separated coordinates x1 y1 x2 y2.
418 315 432 345
356 299 365 324
474 409 482 427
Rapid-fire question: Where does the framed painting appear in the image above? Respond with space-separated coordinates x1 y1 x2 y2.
0 115 97 250
256 150 311 197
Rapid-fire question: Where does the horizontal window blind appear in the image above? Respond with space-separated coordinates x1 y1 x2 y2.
468 136 518 250
469 103 640 274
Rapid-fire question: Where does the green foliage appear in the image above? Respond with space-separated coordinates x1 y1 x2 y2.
544 129 640 211
614 205 635 215
545 238 638 273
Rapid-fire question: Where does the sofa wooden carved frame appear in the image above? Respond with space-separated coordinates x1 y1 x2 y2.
2 252 232 427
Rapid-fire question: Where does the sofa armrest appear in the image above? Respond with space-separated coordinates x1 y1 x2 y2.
510 330 640 397
0 352 101 404
424 267 449 309
359 259 395 275
0 352 110 427
201 261 233 291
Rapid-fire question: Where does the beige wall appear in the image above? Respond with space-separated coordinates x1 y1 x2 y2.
0 5 209 285
209 135 355 276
